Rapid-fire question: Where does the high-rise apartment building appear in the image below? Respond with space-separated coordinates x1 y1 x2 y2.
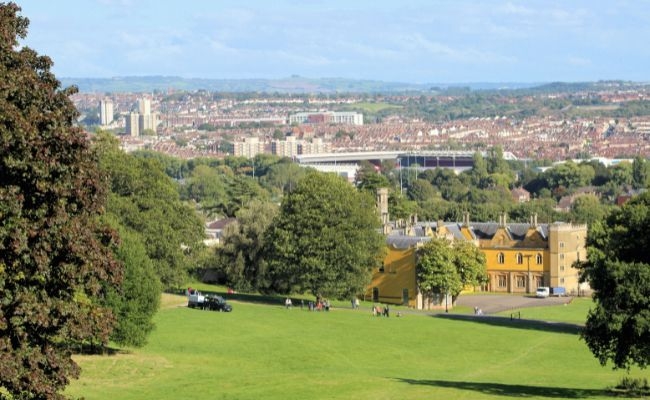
137 98 151 115
125 97 158 135
99 99 114 126
126 112 140 137
139 113 158 133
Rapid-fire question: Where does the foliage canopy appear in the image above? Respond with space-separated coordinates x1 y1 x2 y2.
264 172 385 299
579 192 650 370
0 4 121 398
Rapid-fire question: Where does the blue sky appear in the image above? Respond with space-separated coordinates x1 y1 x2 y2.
14 0 650 83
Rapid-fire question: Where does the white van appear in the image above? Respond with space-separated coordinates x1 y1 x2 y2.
536 287 550 298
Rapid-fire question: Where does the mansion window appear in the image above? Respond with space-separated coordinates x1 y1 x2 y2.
516 276 526 288
497 253 505 264
498 275 507 287
560 242 565 248
560 254 565 260
536 253 543 265
516 253 523 264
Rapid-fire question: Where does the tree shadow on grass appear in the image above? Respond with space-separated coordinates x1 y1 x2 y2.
434 313 582 335
394 378 609 398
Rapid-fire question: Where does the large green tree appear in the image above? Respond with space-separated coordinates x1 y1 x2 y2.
102 226 160 347
578 191 650 369
264 172 385 298
416 238 487 309
632 156 650 189
95 133 205 290
416 238 460 311
0 4 122 398
216 199 278 292
452 240 489 302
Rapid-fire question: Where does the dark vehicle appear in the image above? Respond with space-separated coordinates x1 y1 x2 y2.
203 294 233 312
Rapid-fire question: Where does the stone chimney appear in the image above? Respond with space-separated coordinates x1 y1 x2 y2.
377 188 389 225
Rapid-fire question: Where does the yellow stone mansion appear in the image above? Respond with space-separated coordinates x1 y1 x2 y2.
366 190 589 310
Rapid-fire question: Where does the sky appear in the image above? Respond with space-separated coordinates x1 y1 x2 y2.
13 0 650 84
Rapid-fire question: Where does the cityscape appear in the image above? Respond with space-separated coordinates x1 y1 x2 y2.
74 82 650 162
3 1 650 399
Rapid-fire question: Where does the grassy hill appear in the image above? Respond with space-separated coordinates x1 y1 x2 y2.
66 291 648 399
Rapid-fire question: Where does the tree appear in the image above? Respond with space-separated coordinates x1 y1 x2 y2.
260 162 307 195
184 164 228 216
416 238 488 309
470 151 488 187
578 192 650 369
0 4 122 398
102 226 161 347
416 238 460 311
95 133 205 290
355 160 390 192
216 200 278 291
407 179 437 203
632 156 650 189
452 241 488 303
570 194 608 226
264 172 385 299
487 146 510 175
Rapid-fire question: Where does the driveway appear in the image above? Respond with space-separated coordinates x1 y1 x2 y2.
455 294 572 314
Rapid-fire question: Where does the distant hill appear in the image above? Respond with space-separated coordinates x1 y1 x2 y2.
59 75 542 94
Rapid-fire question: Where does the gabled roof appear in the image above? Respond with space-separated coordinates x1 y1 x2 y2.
386 234 431 249
388 221 549 246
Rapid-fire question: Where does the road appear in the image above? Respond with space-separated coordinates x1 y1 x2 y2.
455 294 572 314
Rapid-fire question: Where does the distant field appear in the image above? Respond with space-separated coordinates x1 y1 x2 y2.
66 290 648 400
573 104 621 111
343 102 403 113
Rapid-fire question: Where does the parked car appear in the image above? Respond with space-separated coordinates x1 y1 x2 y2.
536 286 550 298
187 290 233 312
203 294 233 312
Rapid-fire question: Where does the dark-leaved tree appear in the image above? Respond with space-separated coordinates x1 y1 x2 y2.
0 4 122 398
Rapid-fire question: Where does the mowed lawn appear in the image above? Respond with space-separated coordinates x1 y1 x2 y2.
67 294 648 400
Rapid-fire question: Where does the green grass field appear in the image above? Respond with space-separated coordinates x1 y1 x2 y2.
66 291 649 399
494 297 595 324
342 102 403 113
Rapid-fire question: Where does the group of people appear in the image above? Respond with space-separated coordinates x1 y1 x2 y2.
284 297 403 317
285 297 331 311
350 298 360 309
372 304 390 317
308 298 330 311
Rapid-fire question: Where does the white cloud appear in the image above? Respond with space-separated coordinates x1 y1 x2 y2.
408 34 517 65
568 56 592 67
